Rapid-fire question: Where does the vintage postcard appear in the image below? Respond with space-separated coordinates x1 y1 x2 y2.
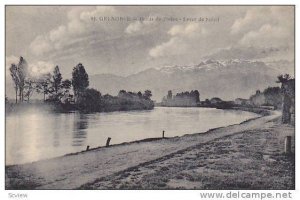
5 5 295 190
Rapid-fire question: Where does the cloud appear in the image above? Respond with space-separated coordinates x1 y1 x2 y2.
149 37 189 58
28 61 55 78
125 21 144 34
29 35 54 56
230 6 293 35
230 6 294 50
79 6 116 21
29 6 117 57
9 6 294 77
125 16 156 34
239 24 292 47
230 7 271 35
49 25 67 42
168 23 205 37
149 23 206 58
6 55 54 78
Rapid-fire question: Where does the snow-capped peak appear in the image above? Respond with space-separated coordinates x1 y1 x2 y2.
158 59 265 74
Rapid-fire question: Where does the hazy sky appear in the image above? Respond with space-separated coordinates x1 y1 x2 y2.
6 6 294 78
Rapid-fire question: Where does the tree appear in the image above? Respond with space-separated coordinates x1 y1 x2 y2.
52 66 62 94
137 91 142 99
193 90 200 103
77 88 101 112
143 90 152 100
263 87 282 109
118 90 127 98
276 74 291 84
60 79 73 103
167 90 172 100
36 73 52 101
276 74 294 123
72 63 89 102
24 79 35 102
17 57 28 102
9 64 19 103
61 79 72 91
9 56 28 103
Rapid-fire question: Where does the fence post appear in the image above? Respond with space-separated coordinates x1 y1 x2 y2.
106 137 111 147
86 145 90 151
162 130 165 138
285 136 292 154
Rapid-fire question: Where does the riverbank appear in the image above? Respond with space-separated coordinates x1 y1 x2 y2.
5 110 294 189
5 99 154 114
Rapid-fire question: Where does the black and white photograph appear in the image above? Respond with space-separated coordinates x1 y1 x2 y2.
4 4 295 193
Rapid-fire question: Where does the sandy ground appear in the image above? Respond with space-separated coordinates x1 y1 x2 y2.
6 110 294 190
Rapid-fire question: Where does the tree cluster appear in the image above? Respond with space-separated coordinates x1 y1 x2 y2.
9 57 28 103
9 57 72 104
8 57 155 113
249 74 293 109
100 90 154 112
161 90 200 107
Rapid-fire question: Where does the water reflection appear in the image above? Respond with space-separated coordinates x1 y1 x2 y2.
52 116 61 147
6 107 259 165
72 113 88 147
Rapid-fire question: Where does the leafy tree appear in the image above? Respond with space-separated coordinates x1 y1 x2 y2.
36 73 52 101
167 90 172 100
263 87 282 109
52 66 62 94
60 79 73 103
205 99 210 104
72 63 89 101
24 79 35 102
61 79 72 91
276 74 294 123
276 74 291 84
9 64 19 103
118 90 127 97
137 91 142 99
193 90 200 103
17 57 28 102
77 88 101 112
143 90 152 100
9 56 28 103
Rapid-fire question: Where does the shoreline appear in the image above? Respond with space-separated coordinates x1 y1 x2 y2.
65 108 264 157
6 106 263 167
5 107 287 189
80 114 294 190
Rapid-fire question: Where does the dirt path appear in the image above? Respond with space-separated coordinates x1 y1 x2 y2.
79 118 294 189
6 111 286 189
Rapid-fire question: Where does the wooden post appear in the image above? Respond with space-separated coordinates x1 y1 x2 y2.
86 145 90 151
162 130 165 138
106 137 111 147
285 136 292 154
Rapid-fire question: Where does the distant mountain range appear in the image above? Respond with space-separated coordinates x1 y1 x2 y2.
89 59 287 102
5 59 292 102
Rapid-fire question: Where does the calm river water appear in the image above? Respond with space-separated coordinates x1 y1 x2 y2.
6 107 258 165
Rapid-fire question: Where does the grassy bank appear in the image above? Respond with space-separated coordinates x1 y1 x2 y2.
79 117 294 189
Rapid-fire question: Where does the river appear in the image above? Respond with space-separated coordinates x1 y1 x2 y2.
6 107 259 165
